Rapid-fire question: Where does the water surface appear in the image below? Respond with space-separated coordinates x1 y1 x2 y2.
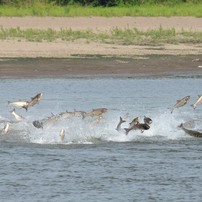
0 77 202 201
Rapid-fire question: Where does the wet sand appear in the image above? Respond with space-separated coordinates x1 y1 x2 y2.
0 56 202 78
0 17 202 77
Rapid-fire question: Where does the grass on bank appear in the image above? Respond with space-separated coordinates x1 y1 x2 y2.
0 27 202 45
0 3 202 17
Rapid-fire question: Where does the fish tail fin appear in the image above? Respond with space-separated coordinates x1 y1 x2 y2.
190 104 196 109
120 117 126 124
178 123 183 128
124 128 130 135
10 108 15 113
23 106 28 111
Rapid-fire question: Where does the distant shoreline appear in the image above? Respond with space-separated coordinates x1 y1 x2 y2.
0 17 201 78
0 17 202 58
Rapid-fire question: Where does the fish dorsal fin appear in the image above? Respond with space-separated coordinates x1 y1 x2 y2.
198 95 202 98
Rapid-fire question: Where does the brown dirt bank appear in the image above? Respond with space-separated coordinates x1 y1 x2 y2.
0 56 202 78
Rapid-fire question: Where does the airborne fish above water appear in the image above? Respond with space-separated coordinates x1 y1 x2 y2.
191 95 202 109
10 109 24 121
170 95 190 114
8 100 29 110
25 93 43 111
8 93 43 111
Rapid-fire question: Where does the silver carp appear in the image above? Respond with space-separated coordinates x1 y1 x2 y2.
2 122 9 135
59 128 65 142
144 116 152 125
170 95 190 113
83 108 108 118
26 93 43 110
191 95 202 109
8 100 29 110
10 109 24 121
178 123 202 138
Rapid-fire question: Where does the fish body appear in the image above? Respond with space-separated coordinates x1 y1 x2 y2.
2 122 9 134
171 96 190 113
136 122 150 133
125 117 140 135
42 114 59 127
129 117 140 128
33 113 59 129
33 120 43 129
59 128 65 142
191 95 202 109
116 117 126 131
144 116 152 125
10 109 24 121
26 93 43 110
59 110 85 119
84 108 107 118
59 111 75 119
8 101 29 109
178 123 202 138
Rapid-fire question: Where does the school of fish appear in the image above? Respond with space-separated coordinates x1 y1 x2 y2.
1 93 202 140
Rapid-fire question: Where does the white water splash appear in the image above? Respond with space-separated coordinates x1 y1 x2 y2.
1 108 199 145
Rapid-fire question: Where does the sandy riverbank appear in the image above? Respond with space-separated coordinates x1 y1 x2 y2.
0 16 202 58
0 17 201 77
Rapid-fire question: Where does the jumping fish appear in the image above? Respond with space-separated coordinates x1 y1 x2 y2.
10 109 24 121
129 117 140 128
125 122 150 135
83 108 108 118
59 110 85 120
191 95 202 109
59 111 75 119
33 113 59 129
178 123 202 138
135 122 150 133
116 117 126 132
59 128 65 142
124 117 139 135
8 100 29 110
33 120 43 129
26 93 43 111
144 116 152 125
170 96 190 114
2 122 9 135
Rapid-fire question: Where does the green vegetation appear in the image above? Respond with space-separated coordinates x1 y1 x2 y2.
0 27 201 45
0 0 201 16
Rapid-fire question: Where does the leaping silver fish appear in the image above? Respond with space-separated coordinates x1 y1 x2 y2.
178 123 202 138
144 116 152 125
8 100 29 110
191 95 202 109
10 109 24 121
170 95 190 114
2 122 9 135
59 128 65 142
26 93 43 111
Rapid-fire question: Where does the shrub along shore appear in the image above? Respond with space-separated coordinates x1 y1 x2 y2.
0 1 201 17
0 27 202 45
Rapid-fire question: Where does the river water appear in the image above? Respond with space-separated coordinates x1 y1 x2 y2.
0 76 202 201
